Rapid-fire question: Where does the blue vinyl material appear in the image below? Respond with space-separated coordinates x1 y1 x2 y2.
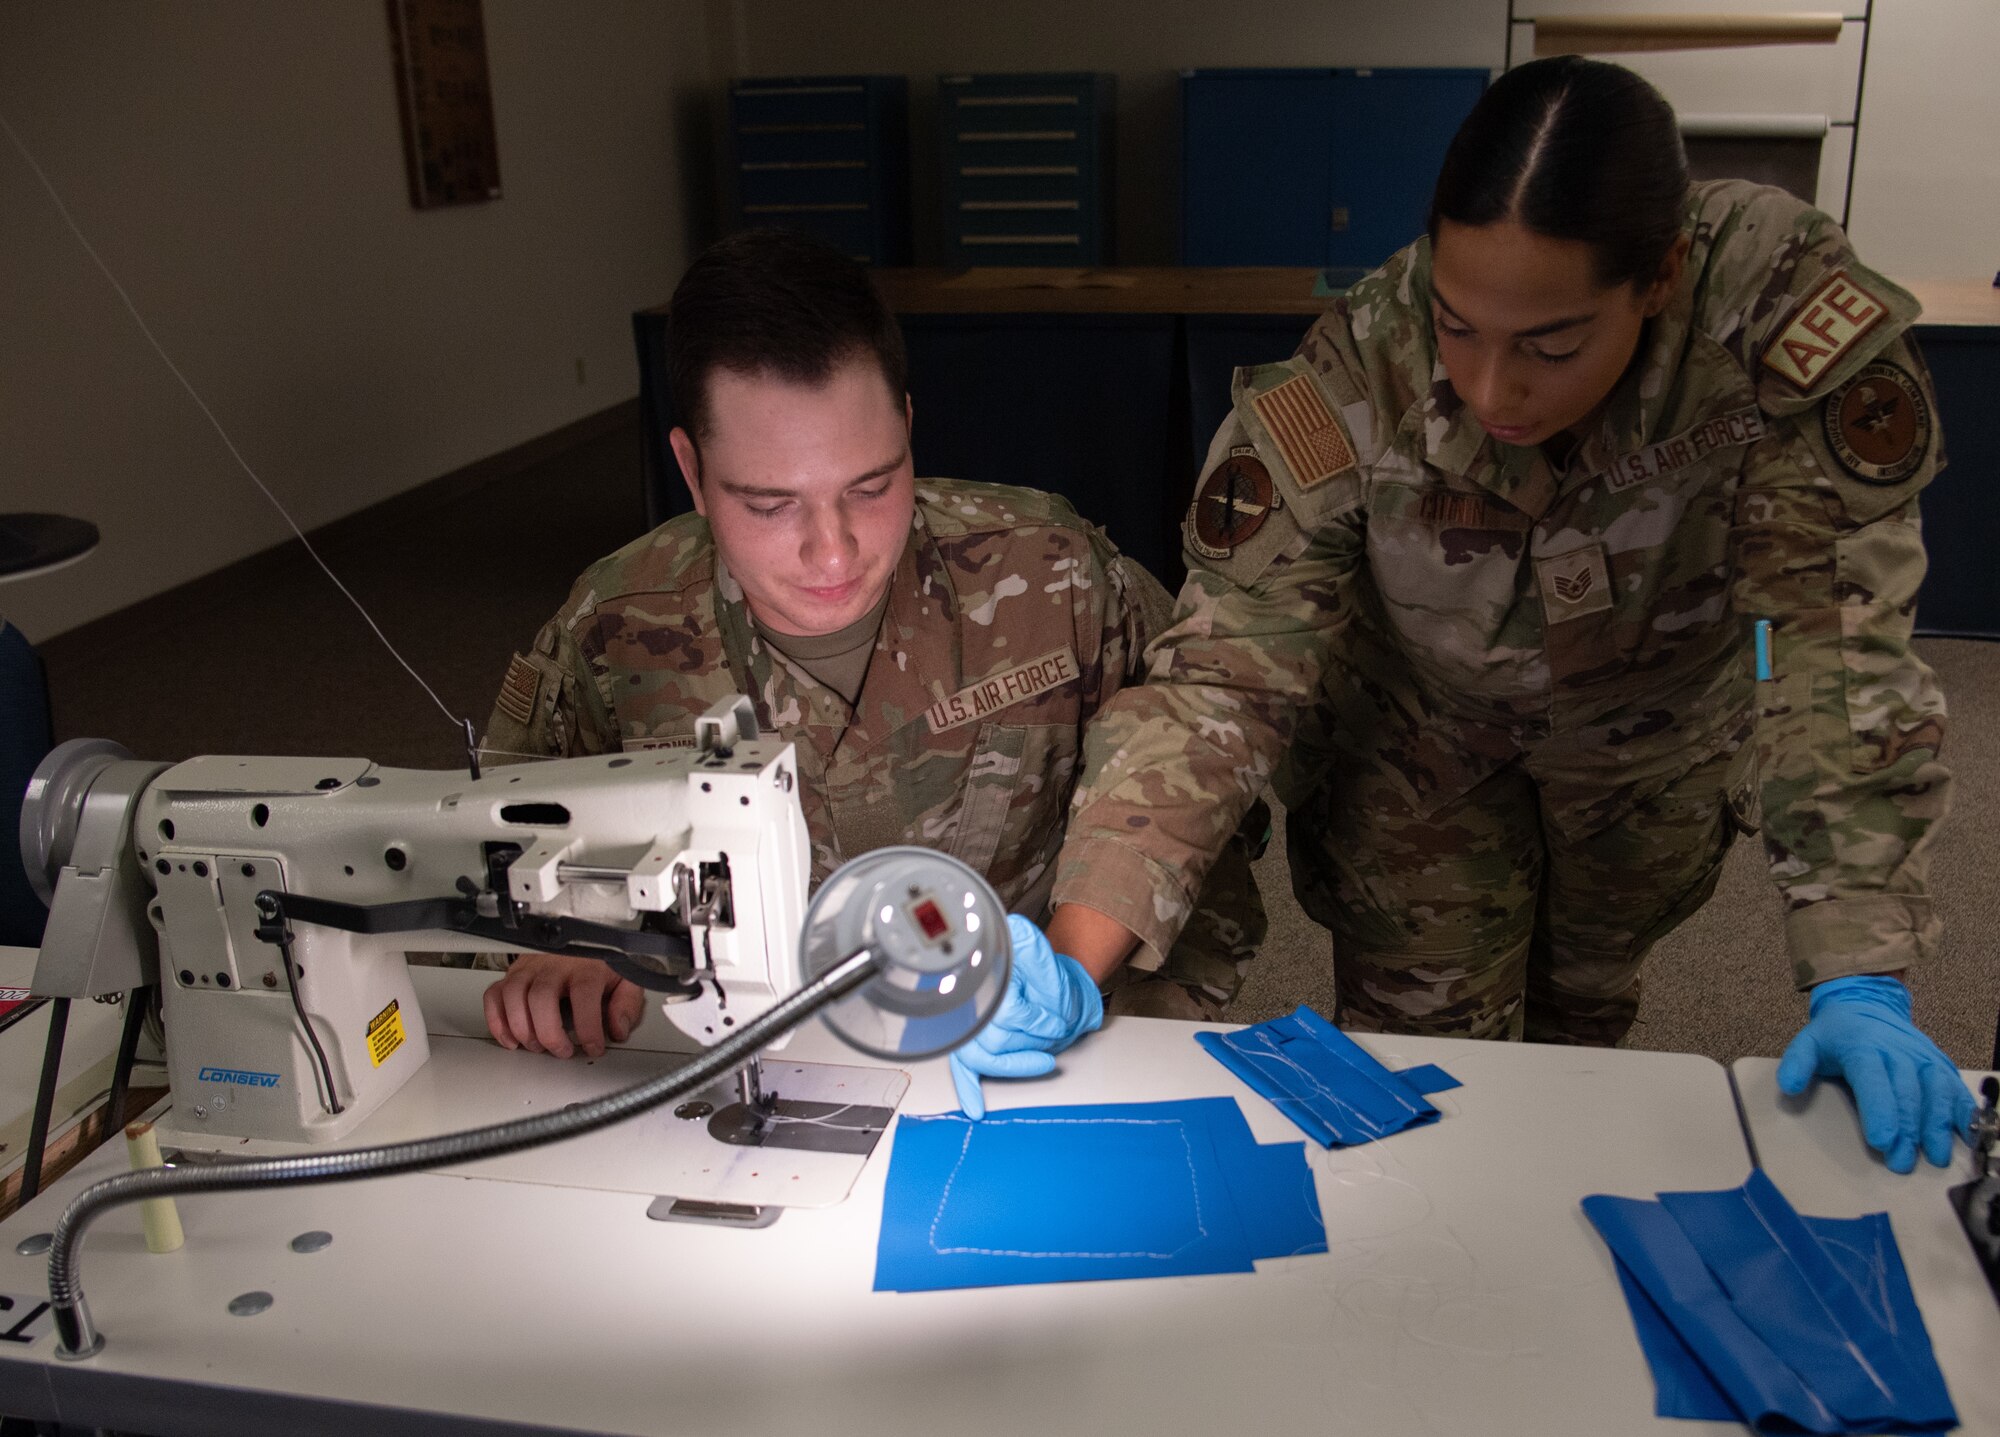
0 622 52 947
874 1097 1324 1292
1196 1005 1456 1149
1180 68 1486 269
1584 1171 1956 1433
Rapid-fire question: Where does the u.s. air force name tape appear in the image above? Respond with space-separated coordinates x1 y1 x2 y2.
1589 406 1771 493
926 647 1079 733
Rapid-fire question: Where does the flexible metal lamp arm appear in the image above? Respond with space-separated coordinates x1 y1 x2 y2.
47 946 883 1360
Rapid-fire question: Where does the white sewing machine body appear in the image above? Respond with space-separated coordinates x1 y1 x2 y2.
26 701 813 1146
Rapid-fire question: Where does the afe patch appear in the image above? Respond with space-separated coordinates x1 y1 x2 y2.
1821 362 1931 485
1190 449 1277 559
1536 545 1614 623
1249 373 1357 489
495 654 542 726
926 647 1079 734
1761 270 1888 391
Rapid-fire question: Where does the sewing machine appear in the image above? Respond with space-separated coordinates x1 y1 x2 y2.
19 697 999 1166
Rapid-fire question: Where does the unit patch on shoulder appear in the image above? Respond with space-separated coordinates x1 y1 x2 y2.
1190 449 1277 560
1249 373 1356 490
1821 361 1932 485
1761 270 1888 391
495 654 543 727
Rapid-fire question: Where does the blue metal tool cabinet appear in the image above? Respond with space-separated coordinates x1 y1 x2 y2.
937 72 1115 266
728 75 911 263
1180 67 1488 273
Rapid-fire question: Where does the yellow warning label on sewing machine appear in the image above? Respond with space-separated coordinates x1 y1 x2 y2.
367 999 406 1068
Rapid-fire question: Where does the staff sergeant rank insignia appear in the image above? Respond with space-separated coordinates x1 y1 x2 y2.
1822 361 1932 485
1190 448 1277 560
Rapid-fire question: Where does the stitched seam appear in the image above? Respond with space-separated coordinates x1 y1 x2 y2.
919 1115 1208 1260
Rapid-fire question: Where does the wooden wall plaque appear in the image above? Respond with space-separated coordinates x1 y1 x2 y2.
386 0 502 208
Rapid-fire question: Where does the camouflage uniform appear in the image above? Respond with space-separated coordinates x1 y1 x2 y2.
1056 180 1949 1043
478 479 1267 1017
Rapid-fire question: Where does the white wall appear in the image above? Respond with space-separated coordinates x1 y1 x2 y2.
713 0 1997 282
6 2 1988 643
0 1 712 642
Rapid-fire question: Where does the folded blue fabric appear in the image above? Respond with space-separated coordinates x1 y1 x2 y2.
1195 1005 1459 1148
874 1097 1325 1292
1584 1170 1956 1434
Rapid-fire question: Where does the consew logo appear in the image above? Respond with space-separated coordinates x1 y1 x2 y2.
198 1067 281 1088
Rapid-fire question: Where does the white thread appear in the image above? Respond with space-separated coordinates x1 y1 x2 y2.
1814 1226 1898 1337
917 1114 1208 1260
0 108 461 733
1225 1028 1408 1140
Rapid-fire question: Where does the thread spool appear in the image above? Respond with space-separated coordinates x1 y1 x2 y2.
122 1120 184 1253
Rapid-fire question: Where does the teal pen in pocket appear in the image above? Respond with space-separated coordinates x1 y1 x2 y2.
1754 619 1773 681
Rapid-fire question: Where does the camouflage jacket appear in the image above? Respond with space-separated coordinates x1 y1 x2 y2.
484 479 1259 994
1057 180 1950 987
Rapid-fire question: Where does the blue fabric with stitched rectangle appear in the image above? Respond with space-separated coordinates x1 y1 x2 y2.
1195 1005 1457 1148
874 1097 1324 1292
1585 1170 1956 1433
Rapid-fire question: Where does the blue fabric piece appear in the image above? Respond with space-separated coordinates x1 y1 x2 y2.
1195 1005 1454 1148
874 1097 1323 1292
1584 1172 1957 1434
1396 1063 1462 1096
1205 1104 1327 1261
1802 1213 1954 1428
1605 1254 1740 1422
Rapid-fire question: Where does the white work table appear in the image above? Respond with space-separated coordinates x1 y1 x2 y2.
0 967 1757 1437
1731 1057 2000 1436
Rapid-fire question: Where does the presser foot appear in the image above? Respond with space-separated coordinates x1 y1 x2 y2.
706 1094 896 1155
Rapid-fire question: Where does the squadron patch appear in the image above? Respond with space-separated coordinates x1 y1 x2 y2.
1761 270 1888 391
495 654 543 726
1821 362 1931 484
1249 373 1356 489
1190 450 1276 559
1535 545 1614 623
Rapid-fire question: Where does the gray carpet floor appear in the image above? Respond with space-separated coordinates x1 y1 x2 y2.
38 419 1999 1069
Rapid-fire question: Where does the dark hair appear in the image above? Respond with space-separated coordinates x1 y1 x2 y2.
1428 56 1690 289
666 228 908 444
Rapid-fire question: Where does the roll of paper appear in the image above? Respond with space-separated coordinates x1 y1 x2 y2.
1533 12 1845 56
1679 112 1831 140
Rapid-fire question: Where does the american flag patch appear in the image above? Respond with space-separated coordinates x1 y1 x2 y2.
1249 373 1357 490
495 654 542 727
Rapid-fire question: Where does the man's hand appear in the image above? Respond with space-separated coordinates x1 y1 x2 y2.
482 953 646 1059
948 916 1104 1119
1776 974 1974 1173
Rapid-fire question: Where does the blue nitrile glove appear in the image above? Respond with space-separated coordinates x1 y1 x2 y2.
948 915 1105 1119
1776 975 1975 1173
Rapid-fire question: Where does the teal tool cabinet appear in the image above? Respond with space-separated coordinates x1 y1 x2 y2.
1180 68 1488 275
937 72 1115 266
728 75 910 263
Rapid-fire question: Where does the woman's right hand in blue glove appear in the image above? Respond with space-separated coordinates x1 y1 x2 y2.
948 915 1104 1119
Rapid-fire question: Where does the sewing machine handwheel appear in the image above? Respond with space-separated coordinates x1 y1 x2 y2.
801 847 1012 1061
19 738 133 907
